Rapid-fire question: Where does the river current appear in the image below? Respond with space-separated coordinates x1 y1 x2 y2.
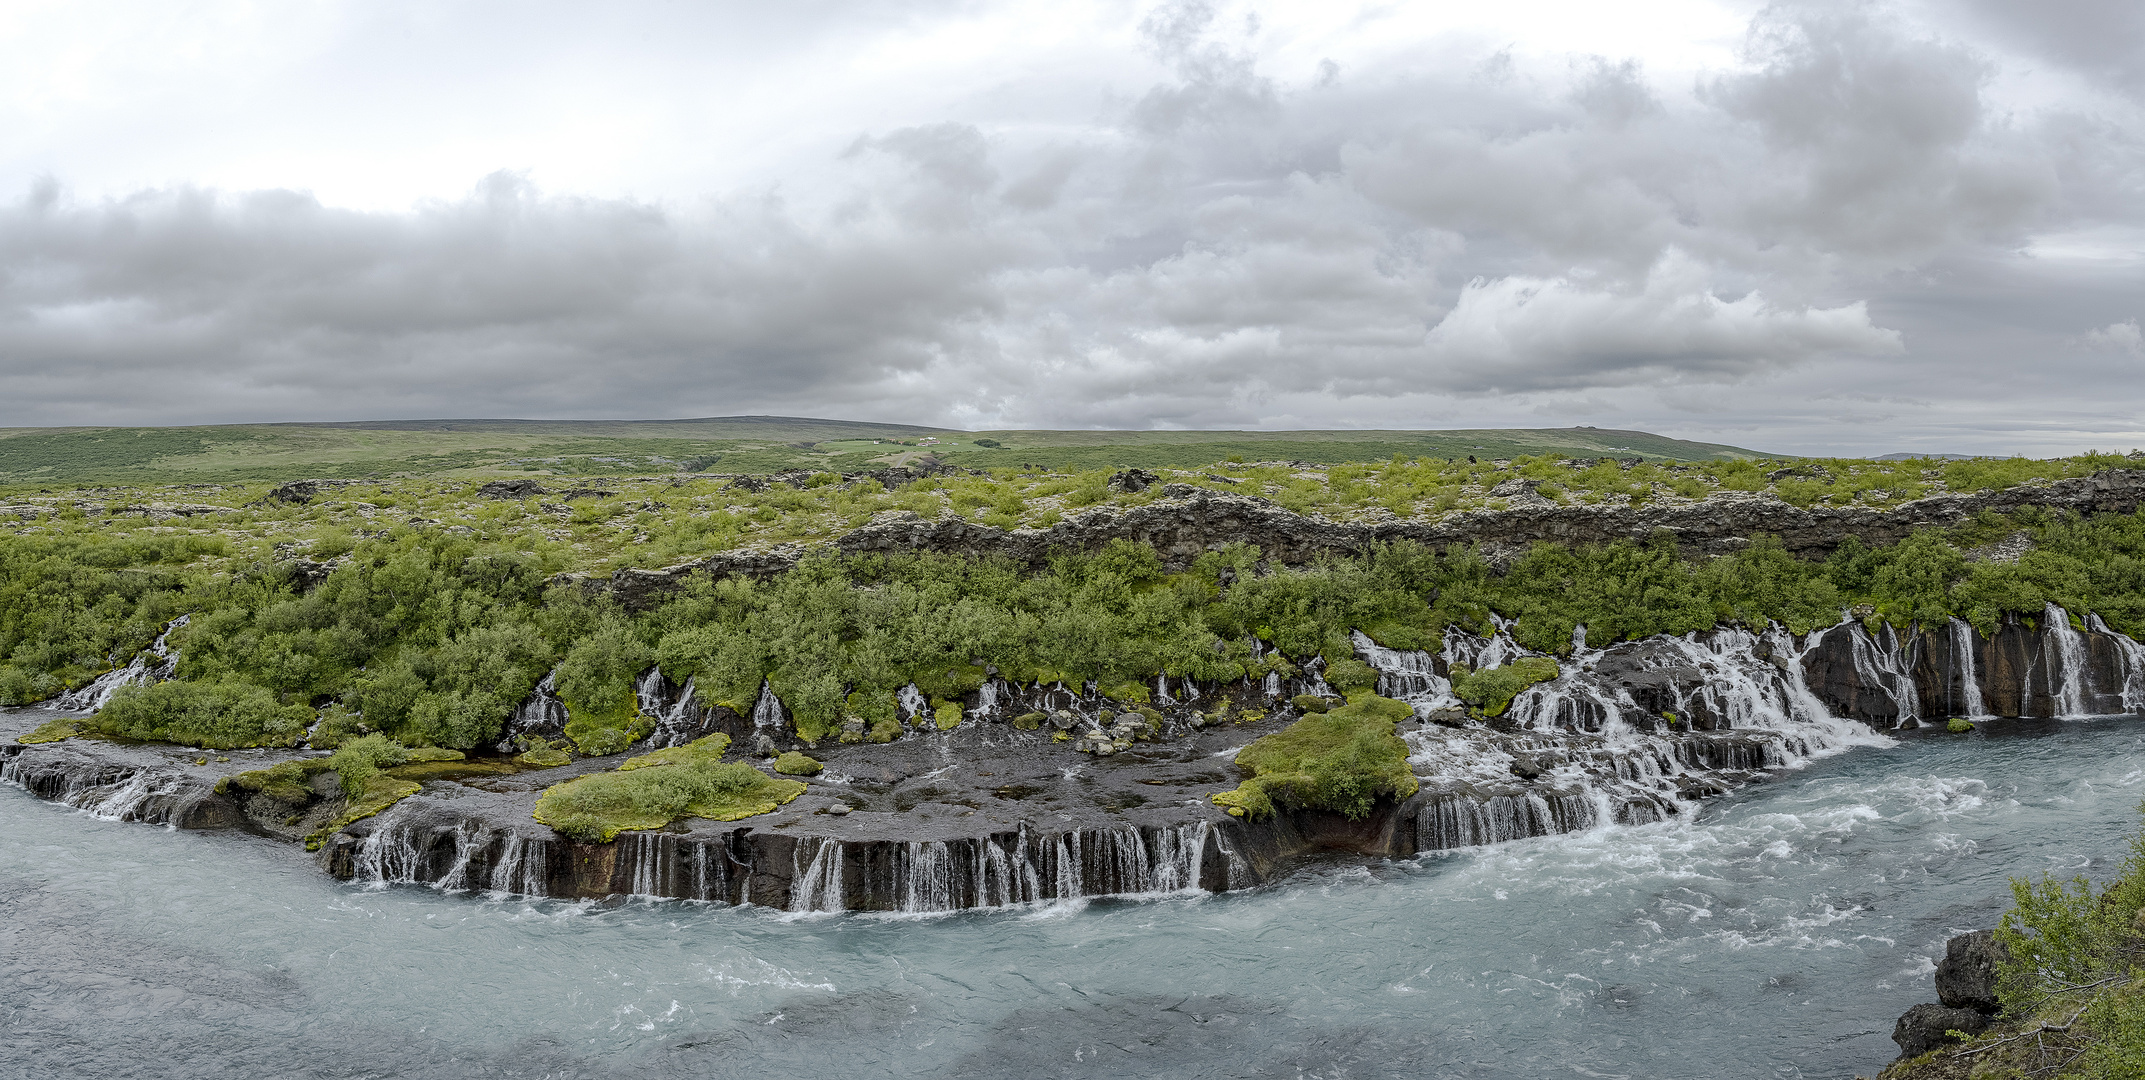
6 713 2145 1080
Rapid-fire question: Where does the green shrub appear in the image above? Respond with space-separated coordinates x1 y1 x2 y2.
1321 657 1377 692
774 751 823 776
1948 718 1975 733
1290 694 1332 714
93 678 311 749
1449 657 1560 717
1211 695 1419 820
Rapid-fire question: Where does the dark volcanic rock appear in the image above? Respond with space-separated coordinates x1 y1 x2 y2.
1108 468 1161 493
476 478 546 499
1892 1002 1989 1058
1936 930 2007 1013
558 468 2145 610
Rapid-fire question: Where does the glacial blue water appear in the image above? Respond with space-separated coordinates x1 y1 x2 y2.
6 717 2145 1080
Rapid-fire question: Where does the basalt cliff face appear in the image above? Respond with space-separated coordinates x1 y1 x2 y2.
561 470 2145 608
8 591 2143 914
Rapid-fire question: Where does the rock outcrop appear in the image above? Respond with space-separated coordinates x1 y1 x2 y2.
559 469 2145 609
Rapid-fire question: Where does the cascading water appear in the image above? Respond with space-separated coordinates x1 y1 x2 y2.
49 615 188 712
2042 602 2091 717
749 681 786 736
791 838 846 913
1839 620 1921 722
497 668 569 751
1369 619 1890 853
1948 617 1989 718
2088 614 2145 710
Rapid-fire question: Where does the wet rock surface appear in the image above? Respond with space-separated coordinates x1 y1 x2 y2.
1935 929 2007 1013
1892 1002 1990 1058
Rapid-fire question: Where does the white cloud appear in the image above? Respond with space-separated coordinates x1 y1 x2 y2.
2081 318 2143 354
0 0 2137 456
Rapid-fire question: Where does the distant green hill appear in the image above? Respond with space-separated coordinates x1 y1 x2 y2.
0 417 1768 484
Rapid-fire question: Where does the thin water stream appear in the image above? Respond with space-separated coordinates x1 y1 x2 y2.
6 714 2145 1079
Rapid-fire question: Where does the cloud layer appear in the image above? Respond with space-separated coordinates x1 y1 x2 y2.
0 0 2140 455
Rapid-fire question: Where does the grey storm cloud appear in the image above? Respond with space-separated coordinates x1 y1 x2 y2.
0 0 2140 455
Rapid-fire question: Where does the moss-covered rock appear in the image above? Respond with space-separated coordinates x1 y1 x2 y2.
533 733 804 842
1211 695 1420 820
17 716 89 744
774 751 823 776
1948 717 1975 733
1011 711 1046 731
1290 694 1333 714
1449 657 1560 717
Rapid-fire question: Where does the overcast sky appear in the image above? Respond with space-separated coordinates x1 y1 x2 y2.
1 0 2140 455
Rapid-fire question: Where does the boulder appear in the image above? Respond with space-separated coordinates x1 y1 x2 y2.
1935 930 2007 1013
1892 1002 1988 1058
476 479 546 499
1107 468 1160 493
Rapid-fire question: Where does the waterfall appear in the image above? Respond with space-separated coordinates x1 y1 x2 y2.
498 668 569 751
750 681 786 736
1840 621 1920 722
899 840 955 912
1947 618 1988 718
50 615 189 711
897 684 928 723
2042 603 2091 717
1351 631 1451 704
2086 614 2145 711
790 838 846 913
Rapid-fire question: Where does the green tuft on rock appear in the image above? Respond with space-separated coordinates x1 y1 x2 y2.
1290 694 1333 714
1450 657 1561 717
774 751 823 776
533 732 803 842
1011 711 1046 731
17 716 88 744
1210 695 1420 821
1948 717 1975 733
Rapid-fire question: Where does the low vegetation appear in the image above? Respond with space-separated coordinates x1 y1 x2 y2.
1211 695 1420 820
1884 808 2145 1077
3 455 2143 757
531 734 806 842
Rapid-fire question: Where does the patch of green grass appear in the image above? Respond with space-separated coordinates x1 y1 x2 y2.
1211 695 1419 820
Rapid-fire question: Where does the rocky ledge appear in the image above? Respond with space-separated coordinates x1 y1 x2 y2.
560 470 2145 609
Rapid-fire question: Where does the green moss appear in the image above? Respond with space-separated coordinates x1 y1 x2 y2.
774 751 823 776
404 747 464 762
1449 657 1561 717
216 758 327 802
1948 717 1975 733
532 755 805 842
1211 695 1420 820
518 747 572 767
17 716 88 744
620 733 729 770
562 688 654 756
1321 657 1378 692
932 700 963 730
1098 681 1152 704
1011 711 1045 731
868 717 902 743
385 759 517 782
305 773 422 851
1290 694 1332 714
